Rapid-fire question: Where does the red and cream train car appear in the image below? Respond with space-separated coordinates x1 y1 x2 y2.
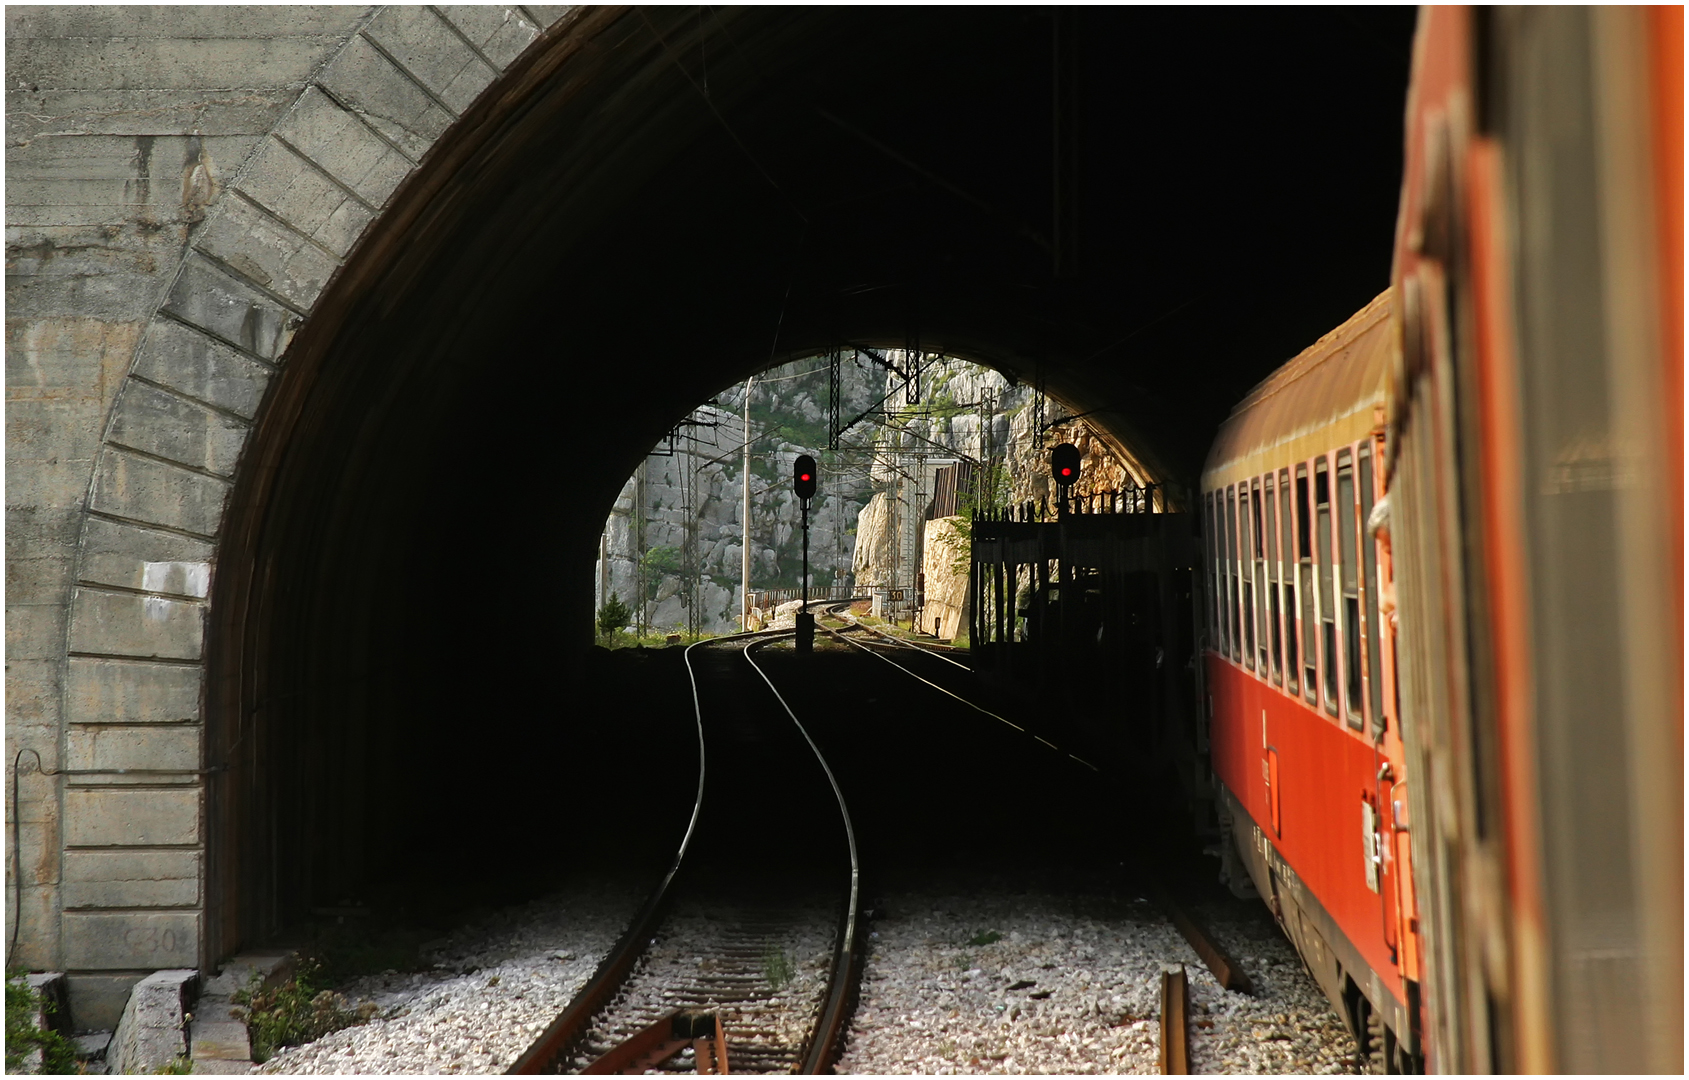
1201 291 1420 1072
1204 6 1680 1074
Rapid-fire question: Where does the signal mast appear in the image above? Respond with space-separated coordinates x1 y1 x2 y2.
793 453 817 653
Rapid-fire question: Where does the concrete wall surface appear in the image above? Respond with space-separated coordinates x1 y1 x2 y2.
5 4 572 1027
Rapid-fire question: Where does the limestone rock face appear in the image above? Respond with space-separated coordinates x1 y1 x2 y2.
597 365 875 636
917 518 969 641
851 493 899 589
1005 406 1149 510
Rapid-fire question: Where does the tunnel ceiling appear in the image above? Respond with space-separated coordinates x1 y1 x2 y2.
270 5 1416 516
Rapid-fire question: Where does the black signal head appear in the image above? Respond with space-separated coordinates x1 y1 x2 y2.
793 453 818 501
1050 443 1081 488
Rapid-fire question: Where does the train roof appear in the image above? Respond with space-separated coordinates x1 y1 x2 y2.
1202 288 1393 490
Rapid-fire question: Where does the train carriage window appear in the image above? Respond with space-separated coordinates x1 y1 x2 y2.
1316 457 1337 716
1337 450 1363 729
1360 448 1384 736
1205 491 1220 650
1240 486 1256 670
1264 475 1283 685
1251 477 1269 674
1279 469 1297 694
1213 489 1228 655
1226 486 1241 663
1297 465 1317 702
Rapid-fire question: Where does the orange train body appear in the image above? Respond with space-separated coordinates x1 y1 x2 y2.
1200 7 1681 1072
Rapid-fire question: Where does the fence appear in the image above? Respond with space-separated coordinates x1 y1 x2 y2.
746 585 920 624
973 483 1162 525
747 585 861 610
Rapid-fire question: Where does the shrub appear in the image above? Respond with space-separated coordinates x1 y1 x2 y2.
231 959 372 1064
5 969 77 1074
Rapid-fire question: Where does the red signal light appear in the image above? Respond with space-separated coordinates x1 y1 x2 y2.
793 454 818 500
1050 443 1081 487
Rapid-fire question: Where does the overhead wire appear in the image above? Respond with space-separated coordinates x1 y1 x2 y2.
636 10 809 224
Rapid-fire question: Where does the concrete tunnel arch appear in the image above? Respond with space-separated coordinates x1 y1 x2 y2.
13 5 1408 976
197 7 1197 960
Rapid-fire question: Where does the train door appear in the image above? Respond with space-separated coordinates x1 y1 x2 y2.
1360 439 1411 984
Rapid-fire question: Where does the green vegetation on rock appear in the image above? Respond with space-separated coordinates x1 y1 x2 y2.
231 959 375 1064
5 970 77 1074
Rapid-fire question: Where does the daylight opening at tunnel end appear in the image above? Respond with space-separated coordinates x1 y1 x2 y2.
593 350 1156 650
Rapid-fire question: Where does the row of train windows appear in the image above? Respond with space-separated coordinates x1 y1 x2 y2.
1204 442 1387 738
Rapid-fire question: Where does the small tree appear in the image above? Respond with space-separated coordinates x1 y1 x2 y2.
597 592 632 642
943 460 1012 574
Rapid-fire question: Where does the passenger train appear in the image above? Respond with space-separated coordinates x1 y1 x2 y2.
1200 7 1679 1073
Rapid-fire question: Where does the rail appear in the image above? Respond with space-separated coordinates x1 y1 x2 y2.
814 611 1100 775
971 483 1161 523
745 586 862 610
742 636 862 1073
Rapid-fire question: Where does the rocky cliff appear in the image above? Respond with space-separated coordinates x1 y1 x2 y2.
844 357 1145 638
596 355 882 635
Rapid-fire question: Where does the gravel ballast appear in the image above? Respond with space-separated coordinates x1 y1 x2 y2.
833 873 1360 1075
250 870 1358 1075
257 880 643 1075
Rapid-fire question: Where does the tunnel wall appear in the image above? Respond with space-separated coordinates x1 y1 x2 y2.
4 4 572 1025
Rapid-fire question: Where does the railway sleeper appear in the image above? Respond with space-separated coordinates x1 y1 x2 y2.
582 1010 730 1075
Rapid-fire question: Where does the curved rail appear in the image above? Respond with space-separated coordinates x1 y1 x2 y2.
508 629 780 1074
509 628 863 1074
742 637 862 1073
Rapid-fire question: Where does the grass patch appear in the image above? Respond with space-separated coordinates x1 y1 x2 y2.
763 948 796 992
966 929 1003 947
232 958 377 1064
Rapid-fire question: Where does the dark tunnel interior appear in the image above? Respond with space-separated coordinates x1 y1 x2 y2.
203 6 1418 954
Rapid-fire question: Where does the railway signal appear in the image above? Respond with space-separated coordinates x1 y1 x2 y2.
1050 443 1081 488
793 454 817 501
793 454 818 652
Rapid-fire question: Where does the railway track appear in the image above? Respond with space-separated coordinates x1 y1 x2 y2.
511 608 1249 1074
509 631 860 1075
812 609 1103 775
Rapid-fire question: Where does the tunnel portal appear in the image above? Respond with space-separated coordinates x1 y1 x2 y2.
5 6 1416 988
